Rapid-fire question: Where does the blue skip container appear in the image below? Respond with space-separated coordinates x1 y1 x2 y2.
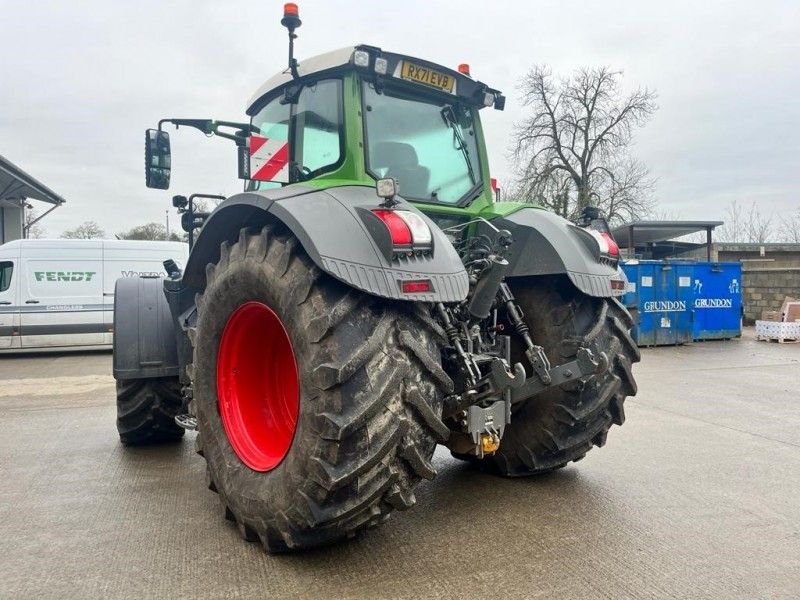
691 262 742 340
621 260 695 346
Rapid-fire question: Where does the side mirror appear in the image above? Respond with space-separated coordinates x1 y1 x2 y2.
145 129 171 189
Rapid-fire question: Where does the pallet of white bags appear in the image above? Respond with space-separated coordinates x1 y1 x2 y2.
755 320 800 343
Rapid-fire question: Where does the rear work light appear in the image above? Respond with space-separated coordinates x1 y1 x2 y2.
371 209 433 254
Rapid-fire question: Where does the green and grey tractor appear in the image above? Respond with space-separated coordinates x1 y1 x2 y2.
113 4 639 552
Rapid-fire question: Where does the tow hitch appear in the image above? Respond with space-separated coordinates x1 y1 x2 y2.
510 347 606 405
444 347 605 457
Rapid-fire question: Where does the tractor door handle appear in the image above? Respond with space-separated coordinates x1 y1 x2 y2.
0 301 11 305
25 300 40 304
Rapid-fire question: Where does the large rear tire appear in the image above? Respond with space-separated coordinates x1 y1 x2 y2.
190 224 452 552
477 275 640 476
116 377 185 445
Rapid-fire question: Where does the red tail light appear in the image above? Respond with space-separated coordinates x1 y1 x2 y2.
372 209 413 246
601 232 619 257
610 278 626 291
400 279 433 294
371 209 433 253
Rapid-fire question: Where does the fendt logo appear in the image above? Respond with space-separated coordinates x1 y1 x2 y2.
34 271 96 282
643 300 686 313
694 298 734 309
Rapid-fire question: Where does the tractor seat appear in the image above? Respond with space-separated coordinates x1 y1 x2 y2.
371 142 430 199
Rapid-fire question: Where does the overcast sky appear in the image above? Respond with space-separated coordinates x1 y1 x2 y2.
2 0 798 237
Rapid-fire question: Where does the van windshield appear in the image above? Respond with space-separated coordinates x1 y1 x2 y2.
362 82 482 205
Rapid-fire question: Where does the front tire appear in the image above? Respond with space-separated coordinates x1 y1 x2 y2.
190 224 452 552
480 275 640 476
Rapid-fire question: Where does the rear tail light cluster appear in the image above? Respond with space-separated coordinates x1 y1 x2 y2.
583 219 620 261
587 229 620 258
596 231 620 257
371 209 433 253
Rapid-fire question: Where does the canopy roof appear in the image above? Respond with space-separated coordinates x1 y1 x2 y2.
612 220 723 248
0 155 66 206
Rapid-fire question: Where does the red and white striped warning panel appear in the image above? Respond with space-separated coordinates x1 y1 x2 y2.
249 135 289 182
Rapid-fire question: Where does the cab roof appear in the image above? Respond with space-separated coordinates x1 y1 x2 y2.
246 45 504 115
247 46 356 110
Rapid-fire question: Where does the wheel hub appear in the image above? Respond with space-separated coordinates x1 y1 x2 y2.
216 301 299 472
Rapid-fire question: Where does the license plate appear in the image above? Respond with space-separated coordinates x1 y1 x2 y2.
400 61 454 93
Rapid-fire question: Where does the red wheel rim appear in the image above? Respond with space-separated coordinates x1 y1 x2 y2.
216 301 299 472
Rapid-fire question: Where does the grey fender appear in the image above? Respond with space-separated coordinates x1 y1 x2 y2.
182 185 469 302
112 276 179 380
494 207 627 298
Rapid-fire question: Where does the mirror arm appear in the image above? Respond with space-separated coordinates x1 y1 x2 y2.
212 120 256 144
158 118 214 135
158 118 253 144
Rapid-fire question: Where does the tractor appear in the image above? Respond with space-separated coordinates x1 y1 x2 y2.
113 4 639 552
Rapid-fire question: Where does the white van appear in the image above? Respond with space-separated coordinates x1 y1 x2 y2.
0 239 188 352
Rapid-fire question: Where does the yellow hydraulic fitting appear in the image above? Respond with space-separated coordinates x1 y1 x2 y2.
480 433 500 455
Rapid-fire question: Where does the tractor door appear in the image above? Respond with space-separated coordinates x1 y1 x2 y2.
247 78 343 190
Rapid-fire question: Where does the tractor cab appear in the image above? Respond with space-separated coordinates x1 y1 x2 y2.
145 4 505 219
244 44 505 209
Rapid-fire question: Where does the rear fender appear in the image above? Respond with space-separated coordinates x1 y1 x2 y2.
493 207 626 298
112 276 179 380
182 185 469 302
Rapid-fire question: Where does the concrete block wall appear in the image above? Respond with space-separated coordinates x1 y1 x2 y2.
742 268 800 323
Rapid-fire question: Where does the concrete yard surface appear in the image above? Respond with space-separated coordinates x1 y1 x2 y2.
1 330 799 599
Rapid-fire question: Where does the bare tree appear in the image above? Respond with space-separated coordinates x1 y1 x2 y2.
716 201 773 243
23 208 46 239
596 158 656 223
511 65 657 224
715 201 744 243
778 208 800 243
118 222 181 241
744 202 773 243
62 221 106 239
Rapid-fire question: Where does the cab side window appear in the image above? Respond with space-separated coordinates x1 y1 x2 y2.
247 78 343 191
293 79 343 178
0 261 13 292
250 95 291 188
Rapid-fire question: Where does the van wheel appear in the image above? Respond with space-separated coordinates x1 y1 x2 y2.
116 377 185 445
